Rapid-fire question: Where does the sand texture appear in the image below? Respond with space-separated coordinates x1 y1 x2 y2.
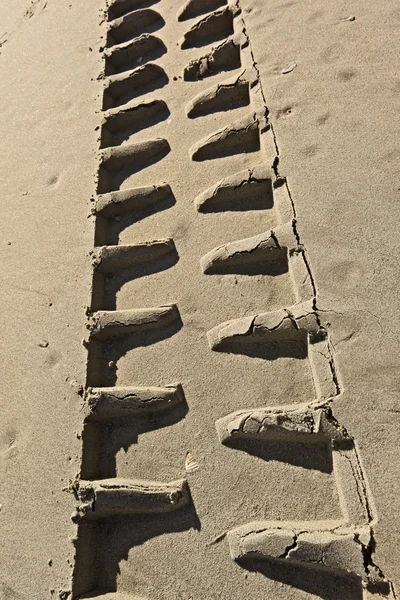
0 0 399 598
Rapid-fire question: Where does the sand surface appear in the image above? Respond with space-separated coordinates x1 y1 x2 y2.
0 0 399 599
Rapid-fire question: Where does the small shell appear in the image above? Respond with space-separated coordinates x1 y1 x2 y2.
281 61 297 74
185 451 199 473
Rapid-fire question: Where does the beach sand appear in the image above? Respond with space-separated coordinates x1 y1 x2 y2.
0 0 399 598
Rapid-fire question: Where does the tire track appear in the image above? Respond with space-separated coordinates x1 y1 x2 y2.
65 0 396 597
183 1 395 596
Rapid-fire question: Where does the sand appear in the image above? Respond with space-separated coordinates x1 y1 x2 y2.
0 0 399 598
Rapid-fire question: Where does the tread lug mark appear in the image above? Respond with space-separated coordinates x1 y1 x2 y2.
104 63 168 110
215 405 351 448
229 524 367 580
94 184 176 246
88 304 181 340
105 35 167 76
91 241 178 310
207 301 324 360
107 9 165 47
76 478 190 518
85 383 186 420
95 183 173 217
194 164 273 212
100 138 170 171
187 72 250 118
183 36 241 80
97 138 170 193
92 239 178 274
177 0 227 22
180 7 235 50
200 222 297 275
101 98 170 146
108 0 161 20
190 113 261 160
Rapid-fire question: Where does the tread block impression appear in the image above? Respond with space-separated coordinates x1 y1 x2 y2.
181 7 235 49
194 164 273 212
200 222 297 275
92 239 177 274
207 301 325 359
184 37 241 80
94 185 176 246
191 113 260 160
91 240 178 308
229 523 367 580
76 478 190 518
88 304 181 340
107 9 164 47
108 0 161 20
104 64 168 109
85 384 185 420
105 35 167 76
215 404 350 447
178 0 227 21
101 99 170 146
100 138 170 171
187 72 250 118
103 98 169 133
95 183 173 217
98 138 170 192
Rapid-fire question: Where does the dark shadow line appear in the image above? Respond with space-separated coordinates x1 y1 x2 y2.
224 435 334 473
236 556 364 600
107 14 165 48
213 333 309 360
